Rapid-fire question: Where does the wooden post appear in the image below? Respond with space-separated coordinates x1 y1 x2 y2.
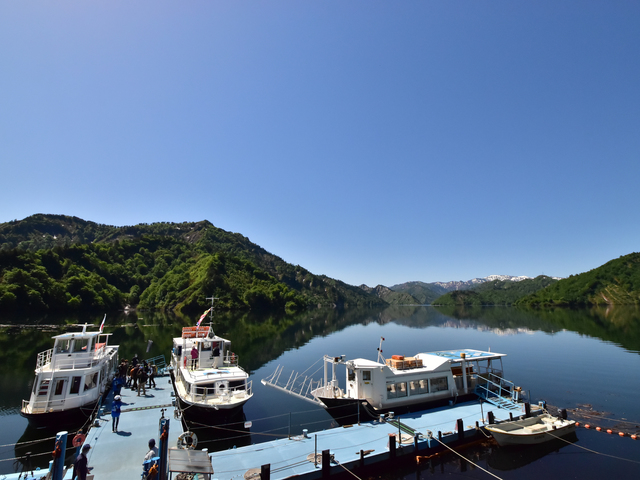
261 464 270 480
487 411 494 424
457 419 464 441
388 434 396 459
322 449 331 478
359 449 364 468
524 402 531 417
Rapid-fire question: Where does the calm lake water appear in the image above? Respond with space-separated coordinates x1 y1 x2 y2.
1 306 639 478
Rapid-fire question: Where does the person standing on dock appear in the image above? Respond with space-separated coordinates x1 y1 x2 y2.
190 346 199 369
112 395 122 432
137 365 148 396
72 444 91 480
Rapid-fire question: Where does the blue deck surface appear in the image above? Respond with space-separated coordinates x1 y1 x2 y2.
81 374 183 479
209 401 524 480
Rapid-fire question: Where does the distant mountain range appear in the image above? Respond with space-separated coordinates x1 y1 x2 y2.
382 275 543 305
1 214 638 312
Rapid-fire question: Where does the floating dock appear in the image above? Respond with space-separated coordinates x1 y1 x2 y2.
9 374 534 480
6 374 183 480
208 400 527 480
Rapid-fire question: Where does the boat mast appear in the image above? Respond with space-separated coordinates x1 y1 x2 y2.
205 295 219 336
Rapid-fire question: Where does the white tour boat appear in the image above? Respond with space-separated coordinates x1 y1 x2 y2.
263 341 523 424
21 321 119 428
170 320 252 420
485 413 576 446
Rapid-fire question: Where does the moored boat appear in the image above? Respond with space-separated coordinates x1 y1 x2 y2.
20 320 119 428
263 340 525 425
170 303 252 421
484 413 576 446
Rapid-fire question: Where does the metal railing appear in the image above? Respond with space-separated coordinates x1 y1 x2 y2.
187 380 253 405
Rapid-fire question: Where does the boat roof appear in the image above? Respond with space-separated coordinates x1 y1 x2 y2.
349 349 504 370
52 328 111 340
426 349 505 362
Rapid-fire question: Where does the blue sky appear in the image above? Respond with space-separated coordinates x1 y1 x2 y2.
1 1 639 287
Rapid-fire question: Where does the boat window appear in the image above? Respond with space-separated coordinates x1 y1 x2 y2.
38 380 50 396
397 382 407 397
196 383 215 395
201 342 212 351
362 370 371 381
72 338 90 353
54 379 65 396
348 368 355 382
419 379 429 394
56 339 72 353
84 373 98 391
410 380 429 395
430 376 449 392
386 383 397 399
70 376 82 394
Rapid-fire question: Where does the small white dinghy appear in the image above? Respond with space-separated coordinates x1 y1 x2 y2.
485 413 576 446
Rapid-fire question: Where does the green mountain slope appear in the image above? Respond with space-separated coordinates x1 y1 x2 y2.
0 214 385 313
516 253 640 306
390 281 449 304
432 276 558 305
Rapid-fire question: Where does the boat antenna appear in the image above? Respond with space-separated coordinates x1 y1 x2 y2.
377 336 385 363
205 295 219 336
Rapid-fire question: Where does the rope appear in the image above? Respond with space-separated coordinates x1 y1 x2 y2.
334 459 364 480
545 431 640 465
429 435 505 480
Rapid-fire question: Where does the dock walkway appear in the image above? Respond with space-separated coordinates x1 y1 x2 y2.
209 400 525 480
80 374 183 479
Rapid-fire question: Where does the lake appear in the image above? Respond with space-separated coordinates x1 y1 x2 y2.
1 305 639 478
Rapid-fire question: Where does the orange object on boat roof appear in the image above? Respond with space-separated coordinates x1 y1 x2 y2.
391 355 404 360
181 326 210 338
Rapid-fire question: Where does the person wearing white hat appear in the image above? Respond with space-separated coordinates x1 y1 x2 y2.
112 394 123 432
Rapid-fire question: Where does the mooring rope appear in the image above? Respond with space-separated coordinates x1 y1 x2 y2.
545 431 640 464
430 435 505 480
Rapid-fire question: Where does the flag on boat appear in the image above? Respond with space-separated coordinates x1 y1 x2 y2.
196 308 212 327
99 314 106 333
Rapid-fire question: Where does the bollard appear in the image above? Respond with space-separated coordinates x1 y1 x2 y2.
261 464 271 480
389 434 397 459
487 411 494 425
322 449 331 478
524 402 531 417
360 450 364 468
457 419 464 441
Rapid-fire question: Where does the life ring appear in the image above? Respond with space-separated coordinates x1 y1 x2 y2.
177 431 197 449
72 433 86 448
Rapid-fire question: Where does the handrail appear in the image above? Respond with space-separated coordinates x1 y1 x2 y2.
475 373 521 402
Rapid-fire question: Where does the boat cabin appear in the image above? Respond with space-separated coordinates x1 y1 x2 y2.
319 349 506 410
23 326 119 419
172 326 236 371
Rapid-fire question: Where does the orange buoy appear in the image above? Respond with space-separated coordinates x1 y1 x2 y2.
631 434 637 440
585 424 591 429
606 429 613 434
596 427 601 431
619 432 625 437
575 422 580 427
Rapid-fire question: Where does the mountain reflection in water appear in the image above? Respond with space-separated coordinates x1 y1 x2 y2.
0 306 639 478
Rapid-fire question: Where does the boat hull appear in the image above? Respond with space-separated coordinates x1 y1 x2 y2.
170 370 249 423
20 399 100 429
485 414 576 446
318 392 479 425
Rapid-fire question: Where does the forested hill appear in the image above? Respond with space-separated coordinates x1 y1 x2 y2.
432 276 558 306
0 214 385 314
516 253 640 306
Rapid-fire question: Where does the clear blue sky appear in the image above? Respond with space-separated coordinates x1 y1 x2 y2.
1 1 639 287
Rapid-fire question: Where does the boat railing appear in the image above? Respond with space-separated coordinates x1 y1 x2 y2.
475 370 518 401
36 349 53 369
260 364 325 405
223 352 239 367
189 380 253 404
